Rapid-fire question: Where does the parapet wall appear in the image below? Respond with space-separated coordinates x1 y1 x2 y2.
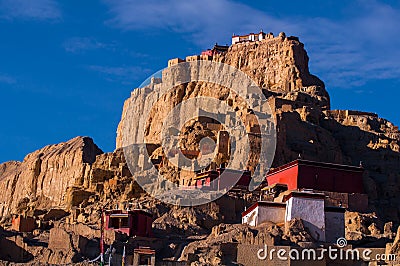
168 55 214 67
168 32 301 68
326 110 378 119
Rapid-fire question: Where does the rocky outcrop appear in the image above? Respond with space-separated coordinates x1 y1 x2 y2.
115 32 400 223
179 218 318 264
0 137 103 218
217 34 329 109
179 222 283 264
1 32 400 265
322 112 400 222
116 34 329 149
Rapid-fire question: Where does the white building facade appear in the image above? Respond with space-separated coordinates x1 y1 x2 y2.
242 191 345 243
232 31 267 45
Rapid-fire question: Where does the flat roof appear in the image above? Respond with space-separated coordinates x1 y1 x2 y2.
195 168 251 179
110 214 129 218
242 201 286 217
283 191 326 202
267 159 363 176
105 209 152 217
134 247 155 255
261 183 288 191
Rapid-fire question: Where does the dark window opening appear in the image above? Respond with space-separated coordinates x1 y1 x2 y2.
109 217 129 229
132 214 138 231
139 254 152 265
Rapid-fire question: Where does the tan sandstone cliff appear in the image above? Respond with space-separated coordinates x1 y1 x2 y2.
1 32 400 265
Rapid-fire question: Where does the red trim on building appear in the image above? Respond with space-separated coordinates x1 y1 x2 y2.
104 209 153 237
11 215 36 232
195 168 251 190
266 160 364 193
268 159 363 175
282 191 326 202
134 247 156 255
242 201 286 217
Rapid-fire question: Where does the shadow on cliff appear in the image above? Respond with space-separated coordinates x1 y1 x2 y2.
271 109 400 223
320 118 400 223
0 226 34 263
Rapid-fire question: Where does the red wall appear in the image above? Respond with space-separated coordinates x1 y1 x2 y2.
218 170 251 190
195 170 250 190
11 216 36 232
236 172 251 187
297 164 363 193
201 50 213 56
105 211 153 237
266 165 298 190
266 162 363 193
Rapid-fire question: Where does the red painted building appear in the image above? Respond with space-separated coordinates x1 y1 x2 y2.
266 160 364 193
11 215 36 232
194 168 251 190
201 44 229 56
104 210 153 237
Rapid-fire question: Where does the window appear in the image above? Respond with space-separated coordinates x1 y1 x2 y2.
132 213 139 231
139 254 152 265
109 216 129 229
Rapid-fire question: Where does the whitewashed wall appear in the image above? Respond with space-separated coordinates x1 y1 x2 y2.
285 197 326 242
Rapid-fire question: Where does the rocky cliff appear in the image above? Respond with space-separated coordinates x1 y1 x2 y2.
115 33 400 222
116 33 329 149
1 32 400 264
1 32 398 221
0 137 102 218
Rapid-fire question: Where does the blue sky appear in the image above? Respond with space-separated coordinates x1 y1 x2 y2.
0 0 399 163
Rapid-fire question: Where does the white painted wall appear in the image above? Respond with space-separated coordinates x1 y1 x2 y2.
242 205 285 226
325 211 345 243
243 198 344 244
285 197 326 242
242 207 258 226
258 205 285 225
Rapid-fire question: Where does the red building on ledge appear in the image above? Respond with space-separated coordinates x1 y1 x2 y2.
266 160 364 194
104 210 153 237
201 44 229 56
194 168 251 190
11 215 36 232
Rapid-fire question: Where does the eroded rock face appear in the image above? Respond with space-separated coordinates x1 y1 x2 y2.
180 222 283 264
218 35 329 107
1 33 400 265
322 112 400 222
0 137 103 218
115 33 400 223
116 35 329 149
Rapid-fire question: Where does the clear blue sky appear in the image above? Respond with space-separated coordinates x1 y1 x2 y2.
1 0 399 163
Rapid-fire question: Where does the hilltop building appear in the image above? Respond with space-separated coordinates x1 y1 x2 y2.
201 44 229 56
231 31 268 44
